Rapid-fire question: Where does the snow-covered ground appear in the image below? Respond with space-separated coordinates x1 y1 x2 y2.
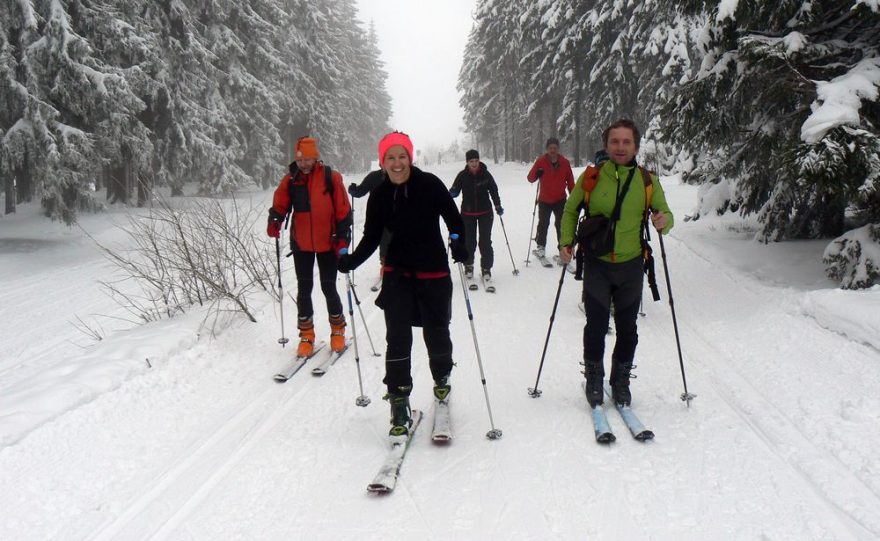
1 161 878 540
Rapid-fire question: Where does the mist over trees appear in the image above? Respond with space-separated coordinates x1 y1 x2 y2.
1 0 391 223
458 0 880 247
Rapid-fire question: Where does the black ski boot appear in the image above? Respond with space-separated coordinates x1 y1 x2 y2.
386 387 412 437
610 359 633 406
584 361 604 408
433 375 451 403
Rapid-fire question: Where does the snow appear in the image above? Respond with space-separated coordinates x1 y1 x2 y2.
2 162 880 539
716 0 739 22
782 31 807 55
801 57 880 143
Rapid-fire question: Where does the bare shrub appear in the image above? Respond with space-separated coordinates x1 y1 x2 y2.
87 195 275 328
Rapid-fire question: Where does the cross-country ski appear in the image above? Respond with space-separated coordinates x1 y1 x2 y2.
272 342 328 382
367 410 424 494
431 398 452 442
310 340 352 376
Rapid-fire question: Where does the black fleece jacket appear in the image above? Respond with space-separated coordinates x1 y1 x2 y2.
348 169 384 198
450 162 501 215
348 166 464 273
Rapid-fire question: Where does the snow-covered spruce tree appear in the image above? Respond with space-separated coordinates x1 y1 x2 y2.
0 0 41 214
458 27 505 162
468 0 535 162
574 2 644 156
272 0 389 173
74 0 155 207
196 0 282 195
21 0 154 223
351 20 392 169
516 0 563 159
629 1 703 172
823 223 880 289
531 0 587 164
661 1 880 242
316 0 388 172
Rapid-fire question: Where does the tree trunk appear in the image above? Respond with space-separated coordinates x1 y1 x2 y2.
137 173 151 207
4 176 15 215
14 160 32 203
573 82 582 167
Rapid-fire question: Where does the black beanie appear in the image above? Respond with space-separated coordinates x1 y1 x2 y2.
465 149 479 161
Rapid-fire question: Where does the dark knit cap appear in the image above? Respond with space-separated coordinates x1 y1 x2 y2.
465 149 479 161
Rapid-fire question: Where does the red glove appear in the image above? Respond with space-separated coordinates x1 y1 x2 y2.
267 219 282 238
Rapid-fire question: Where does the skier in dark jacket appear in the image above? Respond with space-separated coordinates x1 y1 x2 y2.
449 149 503 288
347 169 384 198
348 170 391 288
337 131 466 438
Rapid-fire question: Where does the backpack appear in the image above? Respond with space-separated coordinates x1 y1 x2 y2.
285 163 352 250
579 164 653 208
288 162 334 203
574 163 661 301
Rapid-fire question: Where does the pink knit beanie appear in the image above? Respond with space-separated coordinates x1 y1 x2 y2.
378 131 414 166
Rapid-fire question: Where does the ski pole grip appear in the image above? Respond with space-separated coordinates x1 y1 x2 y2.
339 247 349 255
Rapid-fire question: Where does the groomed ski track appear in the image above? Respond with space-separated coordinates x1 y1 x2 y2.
0 162 878 540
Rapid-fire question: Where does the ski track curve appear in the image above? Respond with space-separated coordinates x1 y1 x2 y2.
642 232 880 538
85 371 311 540
86 283 389 540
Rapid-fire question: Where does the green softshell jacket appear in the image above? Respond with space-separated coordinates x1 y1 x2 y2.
560 161 674 264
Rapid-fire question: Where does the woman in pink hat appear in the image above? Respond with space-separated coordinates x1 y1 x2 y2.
337 131 467 438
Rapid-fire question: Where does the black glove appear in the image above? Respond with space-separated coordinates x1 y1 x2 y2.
347 182 358 195
449 236 468 263
337 253 354 274
495 205 504 216
536 167 544 179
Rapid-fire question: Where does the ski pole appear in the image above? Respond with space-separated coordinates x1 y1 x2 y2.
349 277 381 357
341 249 371 407
451 234 502 440
651 209 695 407
275 237 289 347
524 181 540 265
497 215 519 276
528 262 568 397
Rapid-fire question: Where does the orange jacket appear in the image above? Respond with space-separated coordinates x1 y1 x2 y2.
270 162 352 253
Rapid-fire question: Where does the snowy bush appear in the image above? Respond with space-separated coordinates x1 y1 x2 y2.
823 224 880 289
89 197 274 327
687 178 737 221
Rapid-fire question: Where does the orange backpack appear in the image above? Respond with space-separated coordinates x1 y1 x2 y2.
580 164 654 209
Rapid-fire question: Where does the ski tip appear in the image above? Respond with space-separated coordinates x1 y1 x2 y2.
311 369 326 376
596 432 616 444
367 484 393 494
272 374 288 383
635 430 655 441
486 428 503 440
432 434 452 444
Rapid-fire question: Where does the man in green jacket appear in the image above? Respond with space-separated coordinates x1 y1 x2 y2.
558 119 674 408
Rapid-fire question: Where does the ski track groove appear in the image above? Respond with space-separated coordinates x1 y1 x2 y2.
85 373 315 541
650 234 880 538
683 328 880 538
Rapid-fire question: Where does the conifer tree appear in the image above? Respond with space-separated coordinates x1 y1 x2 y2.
661 0 880 240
